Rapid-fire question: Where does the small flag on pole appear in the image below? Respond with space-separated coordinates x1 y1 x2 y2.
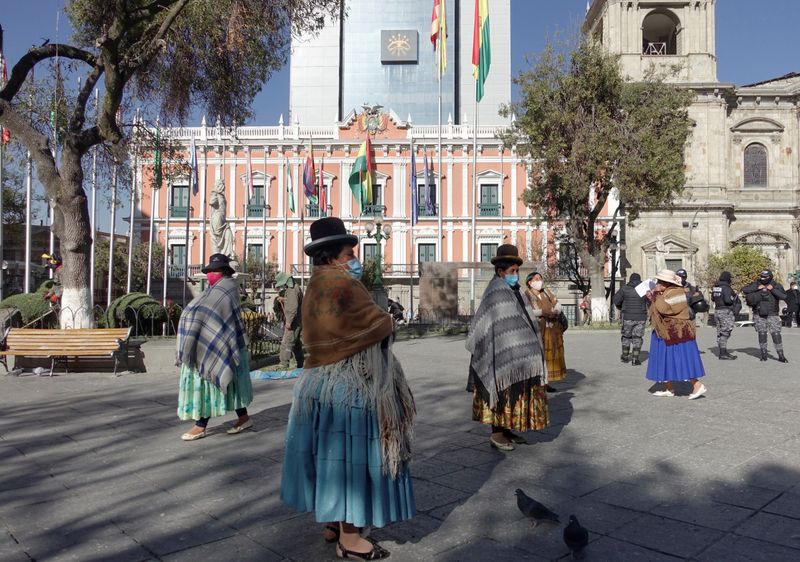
286 159 296 214
246 148 254 201
188 136 198 195
303 144 317 203
411 147 418 226
349 137 374 212
472 0 491 102
319 156 326 215
154 121 162 189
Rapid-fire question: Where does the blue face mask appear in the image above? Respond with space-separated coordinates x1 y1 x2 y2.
345 258 363 280
505 274 519 287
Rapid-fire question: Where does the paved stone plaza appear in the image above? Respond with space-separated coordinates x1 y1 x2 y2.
1 327 800 561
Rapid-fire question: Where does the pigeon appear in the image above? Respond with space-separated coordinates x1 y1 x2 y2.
563 515 589 559
515 488 560 527
32 367 46 376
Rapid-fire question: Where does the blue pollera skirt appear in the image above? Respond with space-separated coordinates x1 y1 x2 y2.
280 372 416 528
646 332 706 382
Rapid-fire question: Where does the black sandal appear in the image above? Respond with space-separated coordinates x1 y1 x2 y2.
324 524 340 544
336 540 390 560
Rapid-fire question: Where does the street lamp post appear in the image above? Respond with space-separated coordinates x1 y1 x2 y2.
608 235 626 323
364 218 391 311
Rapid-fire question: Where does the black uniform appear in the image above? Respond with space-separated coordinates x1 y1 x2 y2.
742 270 788 362
784 285 800 327
675 269 709 321
711 271 738 360
613 273 648 365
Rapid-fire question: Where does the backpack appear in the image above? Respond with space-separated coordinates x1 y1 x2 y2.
732 295 742 316
688 288 710 313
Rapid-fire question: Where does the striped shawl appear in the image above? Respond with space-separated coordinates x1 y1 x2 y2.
649 285 696 345
466 276 546 409
177 277 247 392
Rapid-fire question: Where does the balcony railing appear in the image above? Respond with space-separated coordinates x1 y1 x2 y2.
170 206 189 219
643 42 667 56
168 264 203 278
305 204 320 218
362 204 386 217
247 204 266 219
478 203 501 217
417 204 439 217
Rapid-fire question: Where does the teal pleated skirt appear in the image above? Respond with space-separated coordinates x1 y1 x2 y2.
177 349 253 420
280 370 416 528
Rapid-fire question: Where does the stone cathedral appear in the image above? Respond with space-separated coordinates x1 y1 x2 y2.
585 0 800 283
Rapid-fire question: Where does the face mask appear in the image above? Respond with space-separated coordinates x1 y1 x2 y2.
504 274 519 287
531 280 544 291
207 272 224 286
344 258 363 281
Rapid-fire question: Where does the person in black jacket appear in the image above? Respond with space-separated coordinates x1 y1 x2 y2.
676 269 710 322
711 271 738 360
613 273 648 365
784 281 800 327
742 269 788 362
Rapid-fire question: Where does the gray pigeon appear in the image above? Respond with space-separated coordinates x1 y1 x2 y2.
563 514 589 558
515 488 560 527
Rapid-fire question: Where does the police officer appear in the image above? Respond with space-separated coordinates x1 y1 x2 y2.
711 271 738 360
612 272 648 365
742 269 788 363
676 269 710 322
784 281 800 327
275 272 304 370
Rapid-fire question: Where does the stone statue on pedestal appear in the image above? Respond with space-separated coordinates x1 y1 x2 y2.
654 235 668 272
209 179 235 260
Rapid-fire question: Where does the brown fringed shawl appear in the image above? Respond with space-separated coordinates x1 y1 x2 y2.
650 286 696 345
298 265 414 478
525 287 559 328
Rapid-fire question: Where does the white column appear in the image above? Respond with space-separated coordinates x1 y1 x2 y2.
447 155 454 217
393 162 403 218
510 154 518 217
461 223 469 261
461 157 469 217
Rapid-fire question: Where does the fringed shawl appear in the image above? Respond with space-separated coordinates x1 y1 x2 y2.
466 276 546 409
300 265 414 478
526 287 559 328
302 265 393 368
650 286 696 345
177 277 247 392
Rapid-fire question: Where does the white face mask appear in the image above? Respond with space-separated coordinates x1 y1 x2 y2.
530 280 544 291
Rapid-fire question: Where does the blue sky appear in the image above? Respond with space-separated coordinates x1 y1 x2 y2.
1 0 798 233
2 0 798 125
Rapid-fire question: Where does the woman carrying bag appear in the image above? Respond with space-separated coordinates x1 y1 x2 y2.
525 272 567 392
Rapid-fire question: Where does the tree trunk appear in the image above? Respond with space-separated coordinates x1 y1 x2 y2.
587 253 608 323
52 148 94 328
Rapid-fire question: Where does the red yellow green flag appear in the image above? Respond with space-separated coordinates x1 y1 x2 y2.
431 0 447 75
472 0 491 102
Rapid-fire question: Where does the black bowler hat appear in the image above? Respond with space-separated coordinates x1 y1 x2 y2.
304 217 359 256
491 244 523 266
201 253 235 275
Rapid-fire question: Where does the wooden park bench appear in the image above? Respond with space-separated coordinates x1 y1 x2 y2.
0 327 133 376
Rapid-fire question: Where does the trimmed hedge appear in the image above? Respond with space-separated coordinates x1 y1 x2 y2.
102 293 181 334
0 281 57 325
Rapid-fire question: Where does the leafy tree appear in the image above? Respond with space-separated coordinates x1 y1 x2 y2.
0 0 340 327
95 239 164 303
502 40 694 319
700 245 776 293
243 253 277 300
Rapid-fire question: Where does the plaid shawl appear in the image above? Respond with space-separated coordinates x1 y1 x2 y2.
466 276 546 409
177 277 247 392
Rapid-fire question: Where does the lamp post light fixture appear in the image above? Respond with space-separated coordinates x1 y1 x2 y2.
364 217 391 289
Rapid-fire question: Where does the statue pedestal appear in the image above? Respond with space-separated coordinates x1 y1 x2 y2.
370 286 389 312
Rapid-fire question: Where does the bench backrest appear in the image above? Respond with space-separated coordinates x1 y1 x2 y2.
3 328 131 351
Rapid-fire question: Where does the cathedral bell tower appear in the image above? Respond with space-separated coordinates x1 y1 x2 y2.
583 0 718 84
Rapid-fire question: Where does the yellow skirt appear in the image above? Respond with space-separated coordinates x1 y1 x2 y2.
472 379 549 432
541 323 567 381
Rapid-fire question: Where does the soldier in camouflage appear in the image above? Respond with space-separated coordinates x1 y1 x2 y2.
711 271 738 360
612 273 648 365
742 269 789 363
275 272 305 370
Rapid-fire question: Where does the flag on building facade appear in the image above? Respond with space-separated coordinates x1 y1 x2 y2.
286 159 296 214
188 136 198 195
246 148 254 201
472 0 491 102
349 137 374 210
153 122 162 189
319 156 326 215
303 144 317 203
411 147 419 226
431 0 447 74
423 152 434 216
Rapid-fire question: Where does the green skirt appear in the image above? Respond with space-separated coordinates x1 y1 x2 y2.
177 349 253 420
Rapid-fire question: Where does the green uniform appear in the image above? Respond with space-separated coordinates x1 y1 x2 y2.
278 284 304 368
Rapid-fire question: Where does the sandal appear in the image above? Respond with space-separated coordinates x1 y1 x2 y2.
336 540 390 560
503 430 528 445
180 430 206 441
324 524 340 544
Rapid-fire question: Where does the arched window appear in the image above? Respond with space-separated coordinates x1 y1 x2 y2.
642 11 680 55
744 143 768 187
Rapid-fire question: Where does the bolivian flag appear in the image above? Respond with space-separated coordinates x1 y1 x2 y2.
348 137 374 210
472 0 491 102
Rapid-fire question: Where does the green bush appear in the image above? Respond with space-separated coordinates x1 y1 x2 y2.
104 292 169 331
0 281 57 325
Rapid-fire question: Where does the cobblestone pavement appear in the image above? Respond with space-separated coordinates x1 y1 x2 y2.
2 326 800 561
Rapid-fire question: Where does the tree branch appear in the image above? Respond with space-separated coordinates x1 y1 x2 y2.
123 0 192 75
68 66 104 135
0 44 98 102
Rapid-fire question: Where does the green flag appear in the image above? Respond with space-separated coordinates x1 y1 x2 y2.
286 159 295 213
154 123 162 189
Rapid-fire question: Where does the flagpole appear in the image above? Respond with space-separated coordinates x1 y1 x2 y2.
126 110 139 293
470 96 478 315
24 71 34 294
145 116 157 297
243 148 249 272
90 89 99 305
283 157 288 271
261 185 266 313
0 48 5 299
108 163 118 306
409 136 415 321
162 180 171 308
182 169 191 309
437 34 443 262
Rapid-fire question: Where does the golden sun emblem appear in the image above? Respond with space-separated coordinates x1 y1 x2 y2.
387 34 411 56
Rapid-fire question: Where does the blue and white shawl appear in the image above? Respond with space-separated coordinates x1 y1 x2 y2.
178 277 247 392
